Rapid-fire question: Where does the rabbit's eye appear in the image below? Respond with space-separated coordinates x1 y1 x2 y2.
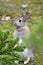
19 20 21 22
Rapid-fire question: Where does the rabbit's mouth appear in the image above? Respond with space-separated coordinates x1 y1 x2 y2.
14 23 23 29
16 26 22 29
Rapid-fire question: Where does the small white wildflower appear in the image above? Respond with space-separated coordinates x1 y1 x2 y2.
22 4 28 8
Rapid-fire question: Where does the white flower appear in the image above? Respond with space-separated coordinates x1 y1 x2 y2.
22 4 28 8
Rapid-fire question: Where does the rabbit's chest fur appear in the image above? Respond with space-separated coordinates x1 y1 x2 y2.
13 25 30 39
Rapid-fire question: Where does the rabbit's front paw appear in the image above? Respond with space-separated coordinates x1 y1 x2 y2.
18 39 23 46
13 44 18 49
24 57 30 64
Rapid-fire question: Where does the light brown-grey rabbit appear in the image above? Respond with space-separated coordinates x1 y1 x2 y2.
12 4 34 64
13 4 31 47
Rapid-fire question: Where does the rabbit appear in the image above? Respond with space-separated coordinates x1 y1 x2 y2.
13 4 31 47
12 4 34 64
15 46 34 64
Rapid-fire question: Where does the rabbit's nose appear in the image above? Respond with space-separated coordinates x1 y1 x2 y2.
14 22 17 26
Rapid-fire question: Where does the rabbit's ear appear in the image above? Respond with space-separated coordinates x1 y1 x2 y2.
26 9 32 19
22 4 31 21
22 7 26 21
22 4 28 21
22 10 31 21
22 8 26 18
26 12 30 19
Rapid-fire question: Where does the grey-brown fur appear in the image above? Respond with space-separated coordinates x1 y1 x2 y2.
13 4 34 64
13 4 30 46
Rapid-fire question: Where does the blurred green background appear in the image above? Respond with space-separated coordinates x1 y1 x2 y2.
0 0 43 65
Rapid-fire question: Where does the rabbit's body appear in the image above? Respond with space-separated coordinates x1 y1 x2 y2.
13 22 30 39
13 17 30 45
22 48 34 64
15 47 34 64
13 4 34 64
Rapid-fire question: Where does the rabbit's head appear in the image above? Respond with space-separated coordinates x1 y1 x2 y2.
12 4 31 28
13 16 26 28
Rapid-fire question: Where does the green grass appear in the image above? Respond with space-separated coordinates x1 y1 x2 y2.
0 0 43 64
0 18 43 65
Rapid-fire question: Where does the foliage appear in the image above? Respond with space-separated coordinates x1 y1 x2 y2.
28 18 43 65
0 18 43 65
0 29 23 65
0 0 43 65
